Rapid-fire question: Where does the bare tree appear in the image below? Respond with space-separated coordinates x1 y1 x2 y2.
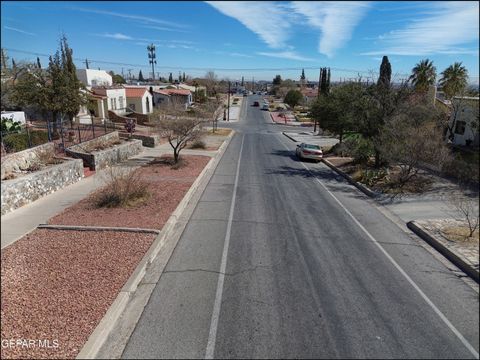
448 194 480 238
204 71 218 97
195 97 223 133
151 102 206 164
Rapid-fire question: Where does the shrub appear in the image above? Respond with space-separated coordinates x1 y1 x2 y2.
34 146 61 165
3 133 29 152
189 139 206 149
94 167 150 208
352 138 374 165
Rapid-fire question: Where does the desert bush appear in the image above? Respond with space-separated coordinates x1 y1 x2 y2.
34 146 61 165
189 139 206 149
94 167 150 208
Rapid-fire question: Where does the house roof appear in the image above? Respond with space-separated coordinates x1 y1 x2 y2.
155 89 191 96
124 87 148 98
92 86 125 96
301 88 318 97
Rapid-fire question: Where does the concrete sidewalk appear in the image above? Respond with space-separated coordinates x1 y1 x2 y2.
1 143 222 250
283 131 340 148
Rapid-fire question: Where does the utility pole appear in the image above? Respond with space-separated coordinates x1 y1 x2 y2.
85 58 89 69
128 69 132 81
227 81 231 122
147 44 157 81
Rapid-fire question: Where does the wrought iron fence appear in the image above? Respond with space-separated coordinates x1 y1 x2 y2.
1 119 119 156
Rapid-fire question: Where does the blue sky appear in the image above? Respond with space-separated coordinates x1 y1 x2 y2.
1 1 479 84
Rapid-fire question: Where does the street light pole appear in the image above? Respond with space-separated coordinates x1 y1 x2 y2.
227 81 231 122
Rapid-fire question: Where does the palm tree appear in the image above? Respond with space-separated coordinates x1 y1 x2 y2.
439 62 468 99
409 59 436 92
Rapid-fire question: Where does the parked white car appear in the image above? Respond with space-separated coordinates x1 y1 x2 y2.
295 143 323 162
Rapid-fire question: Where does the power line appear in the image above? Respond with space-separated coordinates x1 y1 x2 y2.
4 47 480 80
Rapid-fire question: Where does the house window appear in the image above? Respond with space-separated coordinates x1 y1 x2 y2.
119 96 124 109
113 98 117 110
146 97 150 113
110 98 114 109
455 121 466 135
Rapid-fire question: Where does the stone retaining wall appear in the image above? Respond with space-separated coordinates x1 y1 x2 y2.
66 132 143 170
118 132 161 147
1 142 54 180
1 158 84 215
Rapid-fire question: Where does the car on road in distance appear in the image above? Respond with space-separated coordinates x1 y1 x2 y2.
253 101 260 107
296 143 323 162
261 103 269 110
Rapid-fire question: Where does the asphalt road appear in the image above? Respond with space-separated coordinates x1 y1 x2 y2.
122 95 479 359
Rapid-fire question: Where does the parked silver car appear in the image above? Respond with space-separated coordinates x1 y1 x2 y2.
295 143 323 162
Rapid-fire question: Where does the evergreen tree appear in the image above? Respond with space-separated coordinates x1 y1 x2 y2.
169 72 173 83
60 35 87 126
36 57 41 69
12 59 16 68
301 68 305 81
241 76 244 86
377 56 392 88
320 68 328 94
138 70 145 82
183 72 186 82
1 49 8 73
326 68 331 93
273 75 282 85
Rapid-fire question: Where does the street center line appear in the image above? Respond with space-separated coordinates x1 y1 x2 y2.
276 135 479 359
205 134 245 359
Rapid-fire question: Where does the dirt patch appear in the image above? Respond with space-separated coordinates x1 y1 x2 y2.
207 128 232 136
1 229 156 359
48 155 210 229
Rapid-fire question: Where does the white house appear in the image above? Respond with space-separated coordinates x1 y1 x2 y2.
124 86 153 114
77 69 113 88
449 96 479 147
1 111 26 125
153 89 192 109
92 86 127 115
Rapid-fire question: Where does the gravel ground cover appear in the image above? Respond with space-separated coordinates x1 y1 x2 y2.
48 155 210 229
1 229 156 359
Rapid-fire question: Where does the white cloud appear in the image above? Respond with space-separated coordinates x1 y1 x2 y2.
361 1 479 56
71 7 188 29
4 25 36 36
206 1 292 48
142 25 190 33
290 1 370 58
98 33 133 40
257 51 314 61
207 1 369 58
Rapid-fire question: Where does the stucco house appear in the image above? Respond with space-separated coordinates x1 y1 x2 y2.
76 69 112 88
449 96 479 147
124 86 153 114
153 89 192 109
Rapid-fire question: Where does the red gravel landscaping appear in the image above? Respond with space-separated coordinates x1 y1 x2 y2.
1 229 156 359
48 155 211 229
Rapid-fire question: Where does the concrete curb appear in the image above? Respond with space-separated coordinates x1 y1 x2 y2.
37 224 160 234
321 158 378 198
282 131 298 143
407 221 479 284
76 130 236 359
